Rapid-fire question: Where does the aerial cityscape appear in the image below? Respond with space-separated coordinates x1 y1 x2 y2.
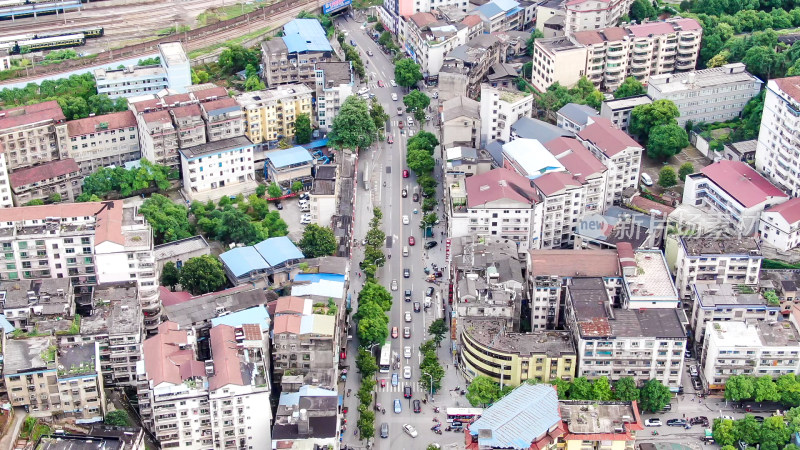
0 0 798 448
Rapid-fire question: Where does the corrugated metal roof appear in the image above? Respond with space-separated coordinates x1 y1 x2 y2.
471 384 562 448
219 246 270 277
254 236 304 266
266 146 313 168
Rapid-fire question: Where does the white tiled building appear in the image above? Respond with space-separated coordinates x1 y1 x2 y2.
599 95 652 133
66 111 141 176
314 62 354 132
94 43 191 99
759 198 800 251
0 153 13 208
618 244 679 309
179 136 257 201
675 236 762 300
564 0 634 34
479 85 535 145
755 76 800 197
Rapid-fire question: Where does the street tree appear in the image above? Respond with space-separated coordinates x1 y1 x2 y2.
294 113 312 144
369 98 389 130
713 419 738 446
754 375 780 402
760 415 791 450
613 377 640 401
408 130 439 154
428 319 448 346
357 315 389 346
407 148 435 175
725 374 755 401
394 58 423 88
591 376 613 401
735 415 762 445
179 255 227 295
639 379 671 413
403 90 431 121
647 124 689 160
569 377 593 400
658 166 678 188
329 96 377 150
359 281 393 312
160 261 180 291
267 182 282 199
298 224 337 258
378 31 393 47
357 410 375 440
466 375 501 407
356 348 378 377
614 77 646 99
777 374 800 406
629 99 680 143
679 162 695 181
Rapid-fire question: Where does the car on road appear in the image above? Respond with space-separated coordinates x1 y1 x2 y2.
685 350 693 359
391 327 398 338
413 399 421 413
720 415 734 421
380 422 389 438
403 215 410 224
358 86 370 95
403 268 410 278
388 135 394 144
692 378 703 390
408 236 415 246
403 327 411 338
404 346 412 358
424 241 438 249
403 365 411 378
394 399 402 413
392 373 399 386
377 79 384 87
380 378 387 387
398 121 404 129
403 169 409 178
391 79 397 87
391 280 398 291
350 39 357 45
413 301 420 312
402 424 417 437
666 419 687 427
402 188 407 197
392 93 398 101
754 416 765 423
404 311 411 322
404 290 412 302
690 416 709 427
367 50 374 56
404 386 412 398
412 193 419 202
425 286 434 297
397 106 403 115
645 419 662 427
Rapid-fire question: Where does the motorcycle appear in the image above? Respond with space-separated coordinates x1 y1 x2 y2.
432 418 440 423
434 429 443 435
433 407 440 413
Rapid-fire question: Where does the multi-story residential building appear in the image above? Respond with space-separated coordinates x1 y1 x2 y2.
759 198 800 251
314 62 354 132
755 76 800 197
683 160 788 234
510 116 575 142
171 104 207 149
437 34 503 92
536 0 567 37
675 236 762 300
565 277 687 390
137 321 272 450
272 385 339 448
261 19 333 87
532 18 703 92
5 337 105 420
460 318 577 386
38 425 146 449
527 249 623 330
131 107 180 170
9 158 82 205
179 136 256 201
309 165 338 227
565 0 633 34
199 97 244 142
618 244 679 309
402 12 469 77
558 400 643 450
689 282 781 347
479 85 535 145
599 95 652 133
533 172 592 250
448 167 543 254
573 205 666 251
65 111 141 176
441 96 481 148
272 296 335 379
94 43 190 99
647 63 763 126
577 117 643 208
474 0 524 33
556 103 598 132
236 86 314 150
700 321 800 392
0 278 73 329
0 101 69 172
444 147 493 183
0 153 12 208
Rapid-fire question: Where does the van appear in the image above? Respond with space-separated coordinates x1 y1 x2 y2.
641 172 653 186
380 422 389 438
403 246 409 256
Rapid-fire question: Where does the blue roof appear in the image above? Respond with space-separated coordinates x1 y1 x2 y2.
511 116 574 142
210 305 270 330
278 385 338 406
266 146 313 168
254 236 304 266
494 0 519 11
477 2 503 17
282 19 333 53
0 315 14 334
219 247 270 277
294 273 346 283
304 138 329 149
470 384 561 449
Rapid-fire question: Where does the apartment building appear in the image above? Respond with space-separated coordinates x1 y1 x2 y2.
236 86 314 149
0 101 69 171
179 136 256 201
536 0 567 37
755 76 800 197
314 62 354 132
65 111 141 176
9 158 82 205
437 34 503 92
577 117 643 208
759 198 800 251
137 321 271 449
0 278 73 329
700 321 800 392
261 19 333 87
480 85 535 145
448 168 543 254
683 160 788 234
130 107 179 170
444 147 492 183
263 146 314 186
309 165 338 227
460 318 577 386
170 104 206 149
527 249 623 330
532 18 703 92
565 277 687 390
403 12 469 77
474 0 524 33
5 337 105 420
94 43 191 99
619 245 679 309
272 297 336 379
559 400 643 450
599 95 652 133
441 96 481 148
38 426 145 449
675 236 762 300
0 153 12 208
647 63 762 126
272 385 339 448
199 97 244 143
564 0 634 34
556 103 598 132
689 283 781 347
0 202 161 332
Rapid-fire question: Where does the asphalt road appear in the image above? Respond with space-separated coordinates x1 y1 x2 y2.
337 14 465 450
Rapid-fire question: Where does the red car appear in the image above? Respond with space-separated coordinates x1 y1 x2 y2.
408 236 415 246
391 326 399 338
403 169 409 178
398 121 404 129
380 378 387 388
388 135 394 144
378 80 385 87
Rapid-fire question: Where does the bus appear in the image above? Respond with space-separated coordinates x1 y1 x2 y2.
446 407 483 424
378 342 391 373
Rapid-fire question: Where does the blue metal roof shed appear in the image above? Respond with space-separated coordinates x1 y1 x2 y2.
304 138 329 149
219 246 270 278
282 19 333 53
254 236 304 267
211 305 270 330
266 146 313 169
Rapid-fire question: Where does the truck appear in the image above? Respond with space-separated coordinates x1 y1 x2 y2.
363 170 370 190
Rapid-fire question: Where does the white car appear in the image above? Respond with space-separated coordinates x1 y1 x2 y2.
645 418 662 427
358 87 370 95
403 365 411 379
404 311 411 322
407 116 414 126
391 280 398 291
390 79 397 87
403 346 411 358
402 215 409 225
300 218 311 225
689 365 699 377
391 93 398 101
641 172 653 186
402 424 417 438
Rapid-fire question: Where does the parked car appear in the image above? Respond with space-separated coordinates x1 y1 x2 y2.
667 419 687 427
753 416 765 423
645 419 662 427
275 201 283 210
394 399 402 413
689 365 698 377
402 424 417 437
413 399 421 413
424 241 438 249
404 386 412 398
641 173 653 186
426 287 434 297
689 416 709 427
402 188 407 197
692 379 703 390
720 415 734 421
391 327 398 338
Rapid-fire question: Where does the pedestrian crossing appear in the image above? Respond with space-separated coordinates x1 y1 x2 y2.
377 381 425 393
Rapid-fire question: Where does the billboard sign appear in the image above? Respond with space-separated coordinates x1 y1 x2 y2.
322 0 351 14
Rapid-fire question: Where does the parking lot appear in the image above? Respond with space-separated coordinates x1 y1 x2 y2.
639 145 711 195
270 194 310 242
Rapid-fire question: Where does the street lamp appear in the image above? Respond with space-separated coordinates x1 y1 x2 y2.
422 372 434 398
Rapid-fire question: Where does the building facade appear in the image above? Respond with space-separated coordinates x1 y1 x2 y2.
94 43 190 99
261 19 333 87
599 95 652 133
675 236 762 300
66 111 141 176
755 76 800 197
479 85 535 145
441 96 481 148
0 101 69 172
179 136 256 201
759 198 800 252
564 0 634 34
237 86 314 148
314 62 354 132
9 158 82 205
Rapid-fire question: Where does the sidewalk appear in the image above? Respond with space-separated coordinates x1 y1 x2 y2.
0 407 25 450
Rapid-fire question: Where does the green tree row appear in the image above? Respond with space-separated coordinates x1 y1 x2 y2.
713 413 796 450
191 193 288 246
329 95 377 150
551 376 671 412
724 374 800 405
419 339 445 393
537 77 604 113
78 159 178 201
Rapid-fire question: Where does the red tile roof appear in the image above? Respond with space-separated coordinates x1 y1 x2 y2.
577 117 641 157
465 167 539 208
130 98 164 113
0 101 65 131
700 160 787 208
572 31 605 45
765 197 800 224
528 249 621 276
142 110 173 126
142 321 195 387
628 21 676 37
67 111 136 136
162 93 193 106
630 194 675 216
202 97 239 115
617 242 636 267
409 12 436 28
241 324 262 341
275 296 306 314
208 325 245 391
192 87 229 102
544 137 607 182
9 158 80 188
170 104 202 119
461 14 482 27
274 314 301 334
774 76 800 103
602 27 629 41
159 286 193 306
533 171 583 196
671 18 702 31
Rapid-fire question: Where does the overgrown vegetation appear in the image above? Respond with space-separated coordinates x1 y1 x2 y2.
191 193 288 246
77 159 178 201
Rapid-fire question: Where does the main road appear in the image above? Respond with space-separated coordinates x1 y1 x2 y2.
337 13 465 450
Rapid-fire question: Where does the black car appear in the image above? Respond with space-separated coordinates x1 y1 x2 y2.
404 290 412 302
424 241 438 249
402 188 407 198
666 419 687 427
404 386 412 399
275 202 283 210
412 193 419 202
413 301 421 312
425 287 434 297
413 399 421 413
403 268 410 278
753 416 765 423
689 416 709 427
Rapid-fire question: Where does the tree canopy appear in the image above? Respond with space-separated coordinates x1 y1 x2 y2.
78 159 177 200
658 166 678 188
140 194 193 244
639 379 671 412
466 375 512 407
0 73 128 119
160 261 180 291
629 99 680 143
403 90 430 121
394 58 423 88
329 96 377 150
179 255 227 295
648 124 689 160
613 77 646 99
218 45 260 75
298 224 337 258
